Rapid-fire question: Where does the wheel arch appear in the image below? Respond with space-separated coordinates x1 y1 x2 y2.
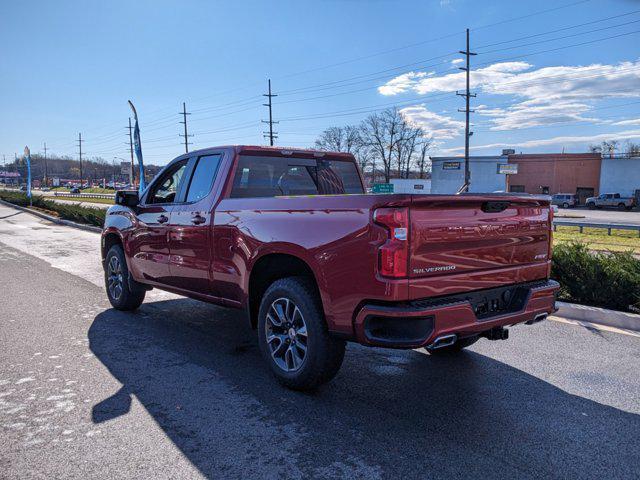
101 229 124 262
247 252 324 329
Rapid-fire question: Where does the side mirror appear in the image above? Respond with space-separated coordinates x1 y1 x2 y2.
115 190 139 208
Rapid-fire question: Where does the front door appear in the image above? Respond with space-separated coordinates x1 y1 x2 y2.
128 159 189 285
167 153 223 295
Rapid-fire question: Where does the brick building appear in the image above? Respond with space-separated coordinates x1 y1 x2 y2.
506 153 601 203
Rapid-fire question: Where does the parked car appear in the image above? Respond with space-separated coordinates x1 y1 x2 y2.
69 187 81 194
551 193 578 208
585 193 636 210
101 146 559 390
19 186 27 192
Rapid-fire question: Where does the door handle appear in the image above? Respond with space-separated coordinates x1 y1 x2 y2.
191 214 206 225
157 214 169 224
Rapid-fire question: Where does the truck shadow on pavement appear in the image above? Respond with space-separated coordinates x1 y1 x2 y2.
89 298 640 479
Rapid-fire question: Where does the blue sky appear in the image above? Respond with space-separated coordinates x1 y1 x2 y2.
1 0 639 165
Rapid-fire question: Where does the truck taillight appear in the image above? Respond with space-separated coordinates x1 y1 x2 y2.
373 207 409 278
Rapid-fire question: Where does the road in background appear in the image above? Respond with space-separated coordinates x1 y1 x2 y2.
555 207 640 225
1 203 639 479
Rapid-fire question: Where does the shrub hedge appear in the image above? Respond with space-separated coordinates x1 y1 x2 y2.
551 241 640 313
0 190 106 227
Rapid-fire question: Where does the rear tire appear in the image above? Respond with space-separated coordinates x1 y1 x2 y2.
105 244 145 311
562 202 569 209
257 277 346 391
428 335 479 356
618 203 626 211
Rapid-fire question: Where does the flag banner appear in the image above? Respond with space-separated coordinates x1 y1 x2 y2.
24 146 32 200
128 100 147 195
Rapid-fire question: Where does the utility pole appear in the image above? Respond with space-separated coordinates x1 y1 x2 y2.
456 28 476 193
77 133 84 188
127 118 135 187
262 79 278 146
43 142 48 187
179 102 193 153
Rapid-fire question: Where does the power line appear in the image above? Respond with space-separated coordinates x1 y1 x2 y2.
456 29 477 193
77 133 84 188
43 142 48 186
179 102 193 153
477 18 640 55
262 79 278 146
476 9 640 49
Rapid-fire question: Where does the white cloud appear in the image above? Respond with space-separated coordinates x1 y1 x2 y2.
400 104 465 139
378 72 428 96
475 102 599 131
612 118 640 126
378 60 640 131
450 58 464 65
439 129 640 154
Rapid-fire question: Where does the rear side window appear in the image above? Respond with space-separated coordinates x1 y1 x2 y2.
230 155 363 198
186 154 222 202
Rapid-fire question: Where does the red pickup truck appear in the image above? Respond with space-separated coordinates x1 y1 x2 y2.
102 145 559 390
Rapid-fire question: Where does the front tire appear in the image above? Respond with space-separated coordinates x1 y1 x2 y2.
105 244 145 311
562 202 569 209
258 277 345 391
587 202 595 210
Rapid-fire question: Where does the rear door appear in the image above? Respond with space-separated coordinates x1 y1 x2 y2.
409 195 551 280
167 153 224 295
129 159 189 284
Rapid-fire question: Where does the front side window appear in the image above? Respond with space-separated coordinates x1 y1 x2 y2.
230 155 364 198
186 154 222 202
147 160 188 204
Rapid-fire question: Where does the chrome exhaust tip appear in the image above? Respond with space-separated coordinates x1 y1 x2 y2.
526 313 548 325
427 333 457 350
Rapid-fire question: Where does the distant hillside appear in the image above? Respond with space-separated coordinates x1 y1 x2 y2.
3 154 163 183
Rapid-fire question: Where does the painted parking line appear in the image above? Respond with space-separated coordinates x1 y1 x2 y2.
550 315 640 338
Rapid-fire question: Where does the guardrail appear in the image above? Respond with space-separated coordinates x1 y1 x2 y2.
53 192 114 200
554 220 640 237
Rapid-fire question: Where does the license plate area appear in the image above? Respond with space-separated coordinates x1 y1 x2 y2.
469 284 530 320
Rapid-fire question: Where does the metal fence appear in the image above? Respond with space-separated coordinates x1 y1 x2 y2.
554 220 640 237
53 192 114 200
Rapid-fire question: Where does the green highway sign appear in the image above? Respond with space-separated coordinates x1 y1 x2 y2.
372 183 394 194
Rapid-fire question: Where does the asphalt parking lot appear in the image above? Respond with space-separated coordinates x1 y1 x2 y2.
1 203 639 479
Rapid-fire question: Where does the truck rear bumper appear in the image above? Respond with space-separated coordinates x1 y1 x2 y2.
353 279 559 349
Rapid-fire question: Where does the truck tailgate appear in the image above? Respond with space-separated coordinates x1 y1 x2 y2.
409 195 551 282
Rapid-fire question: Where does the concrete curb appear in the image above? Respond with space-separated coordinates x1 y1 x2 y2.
0 199 102 234
554 301 640 333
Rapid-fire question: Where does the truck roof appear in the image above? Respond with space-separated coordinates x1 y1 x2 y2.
182 145 356 160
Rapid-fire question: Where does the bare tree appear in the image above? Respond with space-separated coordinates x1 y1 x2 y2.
359 108 405 182
624 141 640 157
416 138 433 179
315 126 346 152
589 140 620 156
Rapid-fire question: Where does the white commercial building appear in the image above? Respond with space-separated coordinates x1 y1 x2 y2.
389 178 431 194
599 156 640 199
430 155 510 194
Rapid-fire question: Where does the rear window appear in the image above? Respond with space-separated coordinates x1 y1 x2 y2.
230 155 363 198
